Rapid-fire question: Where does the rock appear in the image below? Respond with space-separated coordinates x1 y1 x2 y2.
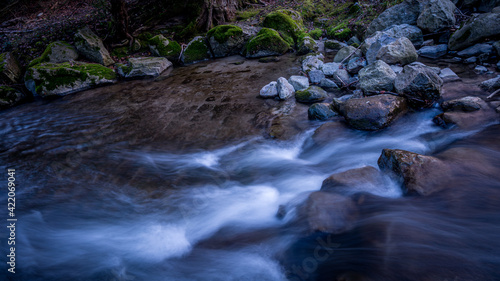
347 36 361 46
259 81 278 98
417 0 456 33
321 62 341 76
395 62 443 108
422 39 434 46
288 75 309 91
376 37 418 66
340 94 408 130
418 44 448 58
378 149 450 195
331 68 350 87
433 98 494 128
0 86 25 110
439 67 460 81
390 65 404 74
324 39 347 50
494 41 500 55
442 96 484 112
358 60 397 92
297 36 318 55
449 12 500 51
334 46 362 63
74 27 114 66
365 34 397 65
346 57 367 74
276 77 295 100
308 69 325 84
457 43 494 57
206 25 246 58
295 86 328 103
29 41 78 66
182 36 211 64
149 35 182 61
319 78 339 89
116 57 172 78
383 24 424 47
311 122 352 145
464 56 477 64
321 166 385 193
24 62 117 97
0 52 21 84
262 10 304 46
301 53 324 72
366 0 422 36
474 65 488 74
296 191 357 234
479 76 500 92
308 103 336 120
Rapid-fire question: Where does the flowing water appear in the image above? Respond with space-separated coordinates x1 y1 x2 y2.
1 56 500 281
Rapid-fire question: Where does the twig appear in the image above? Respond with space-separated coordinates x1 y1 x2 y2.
487 89 500 100
340 42 363 65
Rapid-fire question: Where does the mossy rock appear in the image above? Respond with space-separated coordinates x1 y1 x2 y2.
236 9 260 21
24 62 117 97
297 36 319 55
206 25 247 58
29 41 79 67
181 36 211 64
309 28 323 40
0 86 25 109
74 27 115 66
327 23 352 41
207 25 243 44
149 35 182 62
295 86 327 103
262 9 305 46
0 52 22 84
245 28 290 58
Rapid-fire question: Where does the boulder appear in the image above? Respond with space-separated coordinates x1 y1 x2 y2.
464 56 477 64
449 13 500 51
366 0 422 36
358 60 397 92
376 37 418 66
149 35 182 61
308 69 325 84
116 57 172 78
0 52 21 84
262 10 304 46
308 103 336 120
24 62 117 97
334 46 362 62
321 166 385 193
390 65 404 74
331 68 350 87
301 53 324 72
74 27 114 66
346 57 367 74
441 96 484 112
297 36 319 55
288 75 309 91
259 81 278 98
417 0 456 33
439 68 460 81
276 77 295 100
319 78 339 89
321 62 341 76
377 149 450 196
474 65 488 74
206 25 246 58
417 44 448 58
295 86 328 103
479 76 500 92
324 39 347 50
365 34 397 65
182 36 212 64
394 62 443 108
29 41 78 66
0 86 25 110
457 43 494 57
340 94 408 130
382 24 424 47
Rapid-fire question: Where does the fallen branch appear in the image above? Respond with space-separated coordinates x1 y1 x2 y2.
487 89 500 100
339 42 363 65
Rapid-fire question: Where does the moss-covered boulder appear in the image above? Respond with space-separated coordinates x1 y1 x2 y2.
262 9 305 46
207 25 247 58
181 36 211 65
74 27 115 66
116 57 172 78
0 52 21 84
297 35 318 55
309 28 323 40
245 28 290 58
327 23 352 41
149 35 182 62
29 41 79 67
24 62 117 97
295 86 327 103
0 86 25 110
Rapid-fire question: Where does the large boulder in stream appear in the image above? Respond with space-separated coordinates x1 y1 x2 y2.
24 62 117 97
116 57 172 78
0 52 21 84
149 35 182 62
366 0 422 36
206 25 247 58
448 12 500 51
364 24 423 54
262 9 304 46
308 103 336 120
417 0 456 33
394 62 443 108
74 27 114 66
340 94 408 131
376 37 418 66
358 60 397 92
378 149 450 196
28 41 79 66
245 28 290 59
321 166 386 194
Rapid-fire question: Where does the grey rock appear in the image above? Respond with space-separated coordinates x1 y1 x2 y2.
418 44 448 58
32 41 79 64
334 46 362 63
259 81 278 98
479 75 500 92
297 36 319 55
277 77 295 100
309 69 325 84
390 65 404 74
0 52 21 83
288 75 310 91
74 27 114 66
359 60 397 92
442 96 484 112
319 78 339 89
493 41 500 55
464 56 477 64
449 12 500 51
308 103 336 120
439 67 460 81
366 0 422 36
417 0 456 33
321 62 341 76
331 68 350 87
295 86 328 103
302 53 324 72
366 35 397 65
457 43 494 57
376 37 418 65
363 25 423 54
474 65 488 74
346 57 367 74
395 62 443 108
422 39 434 46
0 86 25 109
117 57 173 78
324 39 347 50
347 36 361 46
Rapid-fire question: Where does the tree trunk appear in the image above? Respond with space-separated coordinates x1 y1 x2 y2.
196 0 239 31
110 0 132 43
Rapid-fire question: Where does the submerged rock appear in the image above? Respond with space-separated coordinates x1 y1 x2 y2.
24 62 117 97
0 52 21 84
358 60 397 92
0 86 25 110
288 75 309 91
394 62 443 108
295 86 327 103
74 27 114 66
29 41 78 66
376 37 418 66
149 35 182 61
321 166 385 193
449 12 500 51
308 103 336 120
116 57 172 78
182 36 211 64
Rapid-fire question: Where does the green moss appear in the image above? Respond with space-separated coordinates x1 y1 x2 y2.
327 23 352 41
245 28 290 58
236 9 260 21
137 32 153 41
116 63 132 75
28 41 74 67
207 25 243 44
350 42 359 48
262 10 304 46
111 47 129 58
149 35 182 60
308 28 323 40
183 37 210 63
